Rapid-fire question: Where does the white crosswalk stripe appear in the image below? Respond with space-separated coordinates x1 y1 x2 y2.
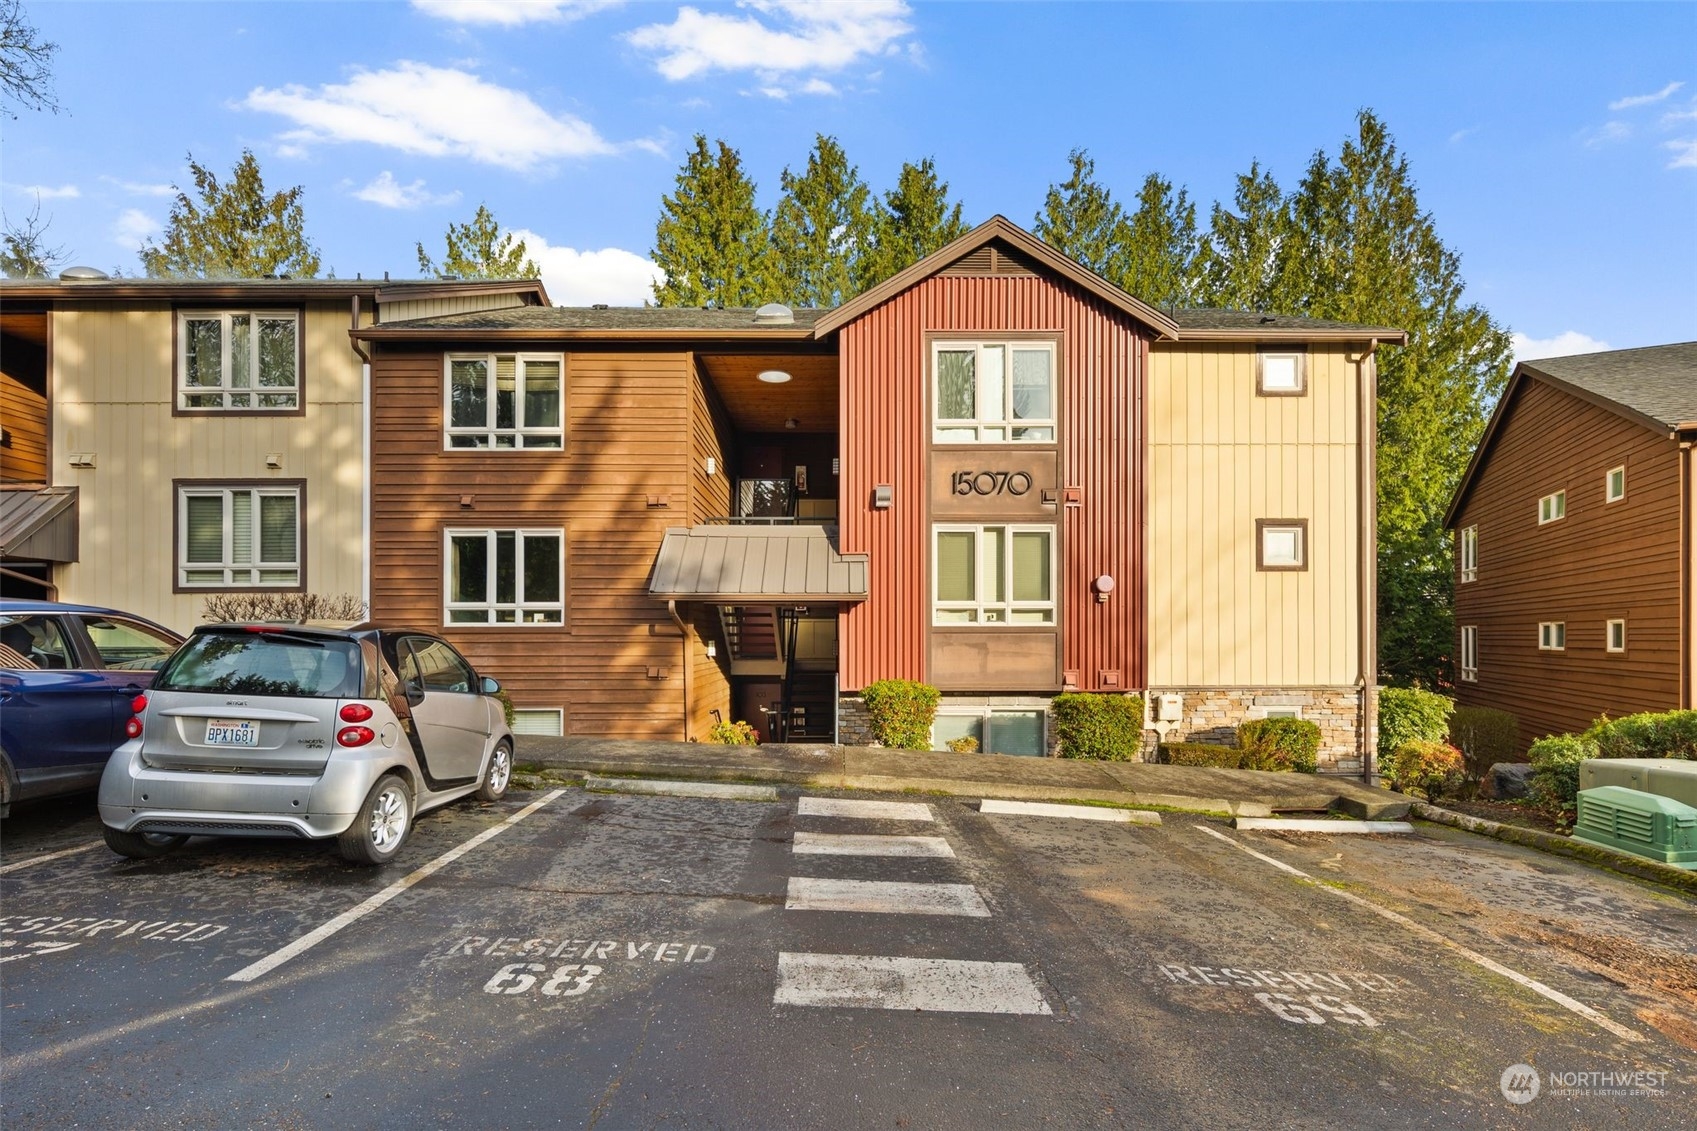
786 877 990 917
792 832 956 858
775 952 1052 1014
796 797 934 821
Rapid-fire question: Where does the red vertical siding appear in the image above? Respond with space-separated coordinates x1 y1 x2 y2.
838 273 1149 692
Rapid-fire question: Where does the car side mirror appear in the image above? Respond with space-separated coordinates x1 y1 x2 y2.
480 676 501 696
403 679 426 706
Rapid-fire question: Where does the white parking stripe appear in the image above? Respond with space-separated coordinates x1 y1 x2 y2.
0 842 102 874
584 776 778 802
792 832 956 858
776 952 1051 1014
787 877 990 917
797 797 934 821
225 790 566 983
1193 824 1645 1043
980 800 1161 824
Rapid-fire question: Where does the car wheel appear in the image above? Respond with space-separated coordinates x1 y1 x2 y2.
477 740 512 802
104 826 189 859
337 774 413 865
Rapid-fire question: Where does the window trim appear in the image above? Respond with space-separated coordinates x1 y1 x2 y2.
443 352 568 450
1538 490 1566 525
930 706 1049 756
1256 518 1309 572
931 523 1057 627
172 478 307 593
1605 466 1626 504
442 527 567 628
1459 624 1478 682
1459 525 1478 583
511 707 566 736
1606 618 1627 653
173 307 305 417
1256 347 1308 397
1538 621 1566 651
930 338 1059 444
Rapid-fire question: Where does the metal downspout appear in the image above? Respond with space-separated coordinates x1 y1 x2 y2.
351 296 372 619
1358 340 1379 783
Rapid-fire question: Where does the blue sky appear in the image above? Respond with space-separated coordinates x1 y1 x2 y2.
5 1 1694 361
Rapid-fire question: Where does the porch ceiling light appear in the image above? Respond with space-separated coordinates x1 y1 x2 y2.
757 369 792 384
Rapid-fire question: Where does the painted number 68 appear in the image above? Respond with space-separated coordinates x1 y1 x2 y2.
1253 992 1379 1027
483 962 603 997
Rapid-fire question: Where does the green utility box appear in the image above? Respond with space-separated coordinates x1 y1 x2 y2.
1573 786 1697 867
1579 758 1697 808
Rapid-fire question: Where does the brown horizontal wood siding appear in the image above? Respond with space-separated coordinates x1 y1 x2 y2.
838 273 1147 693
1 370 48 483
687 356 734 734
1453 377 1682 749
370 344 694 738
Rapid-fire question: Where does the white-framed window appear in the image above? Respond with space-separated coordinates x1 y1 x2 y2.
178 310 300 411
1257 519 1308 571
445 353 564 449
1248 705 1304 720
932 709 1047 756
178 484 302 588
1606 619 1627 653
1257 350 1307 396
1459 525 1478 583
1538 621 1566 651
1538 490 1566 524
932 340 1055 442
511 708 565 736
445 529 564 625
933 524 1054 625
1459 625 1478 682
1605 466 1626 503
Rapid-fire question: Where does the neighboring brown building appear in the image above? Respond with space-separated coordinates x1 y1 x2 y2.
1446 342 1697 750
357 216 1401 769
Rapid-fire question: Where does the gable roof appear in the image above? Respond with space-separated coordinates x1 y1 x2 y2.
1444 341 1697 529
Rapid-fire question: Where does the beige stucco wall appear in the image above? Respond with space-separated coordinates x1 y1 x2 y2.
1146 343 1362 687
50 301 368 634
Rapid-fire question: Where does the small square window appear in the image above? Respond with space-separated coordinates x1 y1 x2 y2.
1538 621 1566 651
1459 526 1478 583
1606 619 1626 653
1459 625 1478 682
1257 351 1306 396
1256 519 1308 571
1605 466 1625 503
1538 491 1566 524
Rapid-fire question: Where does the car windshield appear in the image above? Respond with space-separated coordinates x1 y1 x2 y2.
155 632 362 698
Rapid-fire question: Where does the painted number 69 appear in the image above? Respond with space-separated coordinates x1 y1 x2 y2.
1254 992 1379 1027
483 962 603 997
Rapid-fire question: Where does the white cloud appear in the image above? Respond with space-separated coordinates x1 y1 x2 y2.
628 0 913 93
1510 330 1611 367
100 177 176 197
112 208 160 251
514 228 662 306
10 183 80 199
353 171 463 209
411 0 621 25
1447 127 1476 145
243 61 620 171
1582 120 1632 147
1665 138 1697 168
1608 81 1684 111
1662 98 1697 126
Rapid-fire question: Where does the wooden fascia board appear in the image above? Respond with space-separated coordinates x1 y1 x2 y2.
4 283 385 303
351 326 824 344
1161 328 1409 345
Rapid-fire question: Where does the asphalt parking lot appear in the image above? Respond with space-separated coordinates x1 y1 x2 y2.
2 785 1694 1129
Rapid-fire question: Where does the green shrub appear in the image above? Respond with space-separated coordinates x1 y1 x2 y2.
946 736 979 754
1161 742 1249 769
1385 739 1465 801
1051 693 1145 761
1448 706 1521 778
1377 687 1454 763
493 688 517 727
861 679 941 751
706 719 759 746
1237 717 1321 773
1583 710 1697 761
1527 733 1599 814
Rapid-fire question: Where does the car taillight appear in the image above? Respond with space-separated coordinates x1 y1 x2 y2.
337 726 376 748
125 693 148 739
131 693 149 715
339 703 374 723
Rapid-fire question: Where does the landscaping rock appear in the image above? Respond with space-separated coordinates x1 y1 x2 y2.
1488 761 1536 799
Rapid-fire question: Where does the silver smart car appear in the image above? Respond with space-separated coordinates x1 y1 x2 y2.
99 623 514 865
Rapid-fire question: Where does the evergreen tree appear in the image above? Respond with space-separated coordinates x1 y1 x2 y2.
139 150 321 278
770 134 872 307
1032 148 1127 281
1193 160 1289 312
652 135 772 308
416 204 539 279
856 157 969 291
1 196 66 277
1121 173 1200 307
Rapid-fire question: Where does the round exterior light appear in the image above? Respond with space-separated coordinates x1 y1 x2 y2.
757 369 792 384
1093 574 1115 602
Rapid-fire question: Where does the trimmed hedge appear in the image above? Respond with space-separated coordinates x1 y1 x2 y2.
706 719 758 746
1448 706 1520 777
1385 739 1465 801
1051 693 1144 761
1161 742 1251 769
1584 710 1697 761
1237 717 1321 773
1528 733 1598 815
1377 687 1454 763
861 679 941 751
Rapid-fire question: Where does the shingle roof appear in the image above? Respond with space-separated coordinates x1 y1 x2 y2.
1165 308 1406 338
0 276 548 305
648 524 868 602
376 305 829 332
1520 342 1697 430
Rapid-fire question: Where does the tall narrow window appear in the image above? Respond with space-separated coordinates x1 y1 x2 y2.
445 353 564 448
932 341 1055 442
1459 526 1478 583
1605 466 1626 503
1538 622 1566 651
1606 619 1627 653
177 311 300 411
445 529 564 625
1538 491 1566 524
1459 625 1477 682
177 483 303 588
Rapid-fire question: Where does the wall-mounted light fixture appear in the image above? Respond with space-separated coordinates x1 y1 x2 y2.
1093 574 1115 603
704 640 717 659
704 456 716 476
873 484 893 509
784 417 799 430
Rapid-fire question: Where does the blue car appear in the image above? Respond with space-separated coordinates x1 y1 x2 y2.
0 599 184 815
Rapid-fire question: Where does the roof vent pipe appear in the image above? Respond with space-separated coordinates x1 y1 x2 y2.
753 302 794 325
59 265 110 281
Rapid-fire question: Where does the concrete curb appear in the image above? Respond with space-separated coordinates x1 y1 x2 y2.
1412 802 1697 896
1232 817 1413 834
583 776 780 802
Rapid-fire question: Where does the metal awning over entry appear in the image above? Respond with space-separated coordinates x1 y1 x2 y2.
0 486 79 563
649 524 867 604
